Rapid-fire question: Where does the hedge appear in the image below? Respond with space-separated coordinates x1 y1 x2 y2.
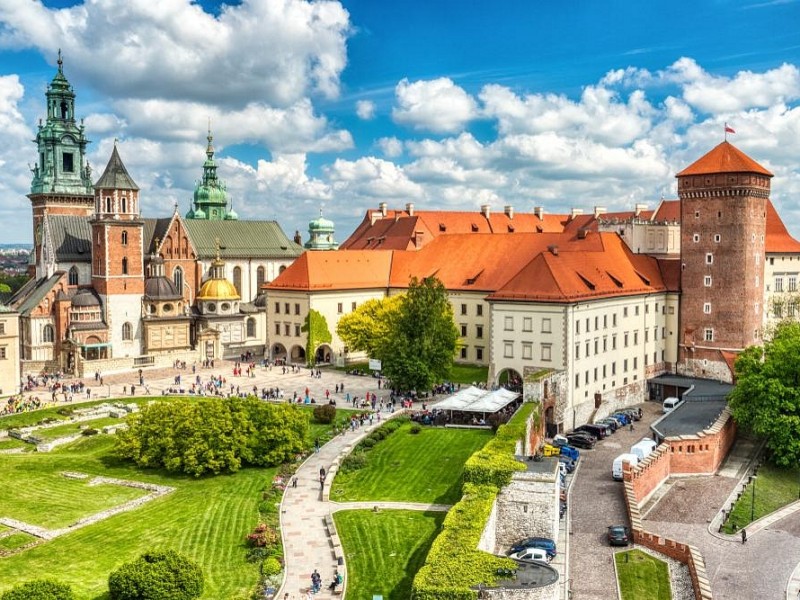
462 402 535 487
1 580 75 600
411 483 517 599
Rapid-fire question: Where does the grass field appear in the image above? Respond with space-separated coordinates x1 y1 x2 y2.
0 437 30 450
330 423 492 504
31 417 126 441
447 363 489 385
722 462 800 532
615 550 671 600
0 532 38 552
0 397 161 431
333 510 445 600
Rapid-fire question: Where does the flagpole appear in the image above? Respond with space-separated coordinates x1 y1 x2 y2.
724 122 728 142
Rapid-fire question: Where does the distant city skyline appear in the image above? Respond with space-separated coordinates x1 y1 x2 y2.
0 0 799 244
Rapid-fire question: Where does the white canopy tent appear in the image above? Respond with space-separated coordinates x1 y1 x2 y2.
433 386 520 414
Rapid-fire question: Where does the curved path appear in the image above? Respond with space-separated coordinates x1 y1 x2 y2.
276 412 451 599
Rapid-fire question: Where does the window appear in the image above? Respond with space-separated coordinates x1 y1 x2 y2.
635 306 639 316
275 302 280 314
775 277 784 292
337 303 343 314
594 316 599 330
122 322 132 340
603 315 607 329
575 344 580 359
68 266 78 285
256 266 266 291
542 318 551 333
624 332 629 347
173 267 183 293
603 337 607 352
295 303 300 315
121 257 128 275
233 267 242 295
62 152 74 173
633 331 638 345
695 210 700 219
693 233 700 243
121 197 127 213
0 346 5 359
295 324 301 337
623 307 628 318
612 362 616 375
351 302 357 311
0 322 4 335
284 323 290 336
105 197 112 213
706 253 713 265
523 317 532 332
586 318 590 331
773 301 783 319
284 303 290 314
624 359 629 372
704 328 714 342
575 374 580 388
704 276 712 287
504 342 513 358
43 324 54 343
633 357 638 369
612 313 617 327
460 347 468 359
575 320 580 334
704 303 711 314
476 304 483 317
275 323 280 335
504 316 513 331
476 347 483 361
461 304 467 315
247 318 256 338
790 276 797 292
461 324 468 337
120 230 128 246
585 341 590 356
714 234 721 243
476 325 483 339
612 335 617 350
594 339 599 354
541 344 552 361
522 343 532 360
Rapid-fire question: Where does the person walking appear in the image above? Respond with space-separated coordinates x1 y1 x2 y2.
314 437 320 453
741 528 747 544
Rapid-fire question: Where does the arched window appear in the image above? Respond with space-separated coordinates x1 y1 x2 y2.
233 266 242 296
68 266 78 286
43 324 54 343
122 322 132 340
121 230 128 246
105 197 112 213
121 197 127 213
247 317 256 338
122 257 128 275
279 265 287 274
256 266 265 291
173 266 184 293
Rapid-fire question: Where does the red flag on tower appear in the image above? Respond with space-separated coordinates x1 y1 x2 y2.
725 123 735 134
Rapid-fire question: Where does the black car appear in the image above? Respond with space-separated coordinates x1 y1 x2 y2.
595 418 618 432
574 424 608 439
607 525 631 546
510 537 557 558
565 434 595 449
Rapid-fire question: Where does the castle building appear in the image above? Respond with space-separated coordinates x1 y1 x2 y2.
4 58 303 380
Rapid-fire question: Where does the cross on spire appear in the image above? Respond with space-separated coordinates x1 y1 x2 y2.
57 49 63 73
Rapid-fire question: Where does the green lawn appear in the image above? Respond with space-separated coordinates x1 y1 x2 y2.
31 417 127 441
334 510 445 600
722 462 800 533
615 550 671 600
0 437 30 450
447 363 489 385
0 532 38 553
330 424 492 504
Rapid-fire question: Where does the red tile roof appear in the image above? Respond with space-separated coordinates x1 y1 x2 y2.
765 200 800 253
676 141 772 177
656 258 681 292
265 250 394 291
652 200 680 223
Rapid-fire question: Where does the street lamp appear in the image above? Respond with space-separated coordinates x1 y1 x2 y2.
750 474 758 523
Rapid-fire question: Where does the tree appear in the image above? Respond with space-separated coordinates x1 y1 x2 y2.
336 295 403 358
381 277 459 391
1 580 75 600
729 321 800 466
108 550 203 600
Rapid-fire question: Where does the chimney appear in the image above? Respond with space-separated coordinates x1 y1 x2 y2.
406 202 415 217
534 206 544 219
414 230 424 249
481 204 491 218
504 205 514 219
379 202 388 217
594 206 607 218
547 245 559 256
570 208 584 219
634 203 648 217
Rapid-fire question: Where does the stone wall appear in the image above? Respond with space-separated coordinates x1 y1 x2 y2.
492 469 559 554
482 582 559 600
477 498 498 553
78 348 199 377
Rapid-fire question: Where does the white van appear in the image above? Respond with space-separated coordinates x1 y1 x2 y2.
612 453 639 480
662 396 683 413
630 438 657 462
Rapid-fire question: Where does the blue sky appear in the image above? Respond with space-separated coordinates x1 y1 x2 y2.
0 0 799 243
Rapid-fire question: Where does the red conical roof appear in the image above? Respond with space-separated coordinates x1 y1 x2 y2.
676 141 772 177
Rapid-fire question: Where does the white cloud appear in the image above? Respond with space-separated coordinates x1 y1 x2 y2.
254 153 332 201
0 0 351 108
377 137 403 157
325 156 424 199
356 99 376 120
392 77 478 133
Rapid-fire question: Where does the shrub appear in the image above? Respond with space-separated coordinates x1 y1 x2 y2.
312 404 336 424
246 523 280 549
360 437 377 449
82 427 99 436
262 557 282 577
56 408 74 417
341 451 368 473
1 579 75 600
108 550 204 600
409 424 422 434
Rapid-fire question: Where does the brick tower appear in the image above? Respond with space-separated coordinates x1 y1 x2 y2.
28 51 94 276
90 144 145 357
676 141 773 381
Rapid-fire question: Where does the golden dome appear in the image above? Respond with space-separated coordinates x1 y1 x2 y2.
197 278 240 301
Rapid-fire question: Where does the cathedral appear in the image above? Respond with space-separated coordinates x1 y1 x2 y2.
4 56 303 377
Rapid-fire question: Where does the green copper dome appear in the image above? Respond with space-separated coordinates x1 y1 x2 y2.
305 209 338 250
186 127 237 220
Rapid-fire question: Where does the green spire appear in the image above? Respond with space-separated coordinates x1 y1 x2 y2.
186 123 236 220
30 50 93 196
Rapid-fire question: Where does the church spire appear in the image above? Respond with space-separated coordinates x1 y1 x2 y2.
186 124 235 220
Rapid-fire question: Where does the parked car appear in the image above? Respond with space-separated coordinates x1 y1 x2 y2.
510 537 557 558
612 412 631 425
574 424 608 439
552 434 570 447
620 408 642 421
565 434 596 449
630 438 657 461
595 418 619 432
663 396 683 413
559 499 567 519
611 453 639 480
558 455 576 473
607 525 631 546
559 444 580 461
509 547 550 563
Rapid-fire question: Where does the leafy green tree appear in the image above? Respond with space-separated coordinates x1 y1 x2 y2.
381 277 459 391
729 321 800 466
337 295 404 358
1 580 75 600
108 550 203 600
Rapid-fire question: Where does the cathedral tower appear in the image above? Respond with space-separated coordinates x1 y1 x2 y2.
676 141 773 381
90 144 145 356
185 128 238 221
28 51 94 271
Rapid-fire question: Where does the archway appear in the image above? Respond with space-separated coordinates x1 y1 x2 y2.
497 368 522 392
544 405 557 438
290 345 306 364
272 343 287 364
314 344 333 365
